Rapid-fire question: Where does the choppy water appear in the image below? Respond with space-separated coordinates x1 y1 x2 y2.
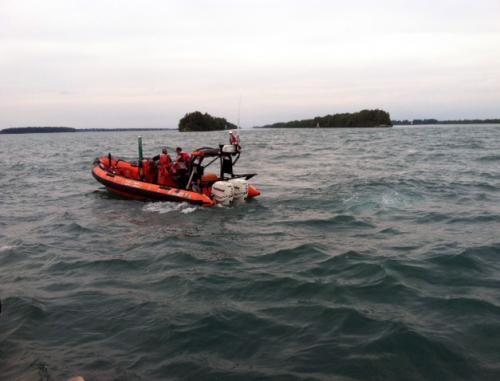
1 125 500 381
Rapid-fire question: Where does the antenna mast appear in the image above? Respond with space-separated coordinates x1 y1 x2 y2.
237 96 242 130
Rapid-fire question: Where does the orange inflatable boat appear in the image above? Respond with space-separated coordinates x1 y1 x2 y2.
92 143 260 207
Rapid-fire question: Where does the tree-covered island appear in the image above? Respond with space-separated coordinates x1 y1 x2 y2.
257 109 392 128
178 111 237 132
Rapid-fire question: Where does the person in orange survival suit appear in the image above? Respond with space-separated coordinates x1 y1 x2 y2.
156 147 173 185
229 130 241 152
173 147 191 174
171 147 191 187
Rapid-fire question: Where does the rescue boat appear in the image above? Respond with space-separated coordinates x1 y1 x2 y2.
92 139 260 207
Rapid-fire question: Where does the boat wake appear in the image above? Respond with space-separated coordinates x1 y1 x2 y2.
142 202 199 215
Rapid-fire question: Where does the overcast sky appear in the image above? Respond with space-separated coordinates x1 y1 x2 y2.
1 0 499 128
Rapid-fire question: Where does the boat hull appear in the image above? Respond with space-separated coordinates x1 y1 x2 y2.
92 165 216 206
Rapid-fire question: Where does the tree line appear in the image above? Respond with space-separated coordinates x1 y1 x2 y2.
258 109 392 128
392 119 500 125
0 127 75 134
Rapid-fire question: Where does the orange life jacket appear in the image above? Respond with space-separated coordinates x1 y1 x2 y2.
174 151 191 172
159 154 172 167
158 154 173 185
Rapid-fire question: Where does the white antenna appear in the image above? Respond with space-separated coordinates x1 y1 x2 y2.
237 95 242 130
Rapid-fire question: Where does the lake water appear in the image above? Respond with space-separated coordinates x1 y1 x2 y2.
1 125 500 381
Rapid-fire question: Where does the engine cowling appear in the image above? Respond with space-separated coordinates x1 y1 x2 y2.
222 144 237 154
211 181 234 206
229 178 249 201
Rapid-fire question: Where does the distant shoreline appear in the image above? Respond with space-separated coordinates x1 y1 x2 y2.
3 120 500 134
392 118 500 125
0 127 176 134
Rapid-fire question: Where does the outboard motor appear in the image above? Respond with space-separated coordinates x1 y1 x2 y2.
211 181 234 206
229 178 249 201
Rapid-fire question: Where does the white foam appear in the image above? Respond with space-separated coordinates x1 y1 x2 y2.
181 206 198 214
143 202 199 215
0 245 14 253
381 190 409 208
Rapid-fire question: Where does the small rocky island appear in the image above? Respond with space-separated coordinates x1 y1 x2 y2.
178 111 237 132
258 109 392 128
